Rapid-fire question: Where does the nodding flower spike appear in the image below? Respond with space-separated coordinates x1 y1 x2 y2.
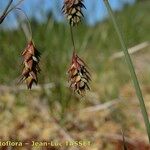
68 51 91 96
62 0 86 26
19 41 41 89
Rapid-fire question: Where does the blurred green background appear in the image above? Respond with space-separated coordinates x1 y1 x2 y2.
0 1 150 149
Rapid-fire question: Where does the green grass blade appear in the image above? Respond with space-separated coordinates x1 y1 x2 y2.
103 0 150 142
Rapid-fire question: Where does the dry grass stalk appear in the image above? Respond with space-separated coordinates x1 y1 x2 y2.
62 0 85 26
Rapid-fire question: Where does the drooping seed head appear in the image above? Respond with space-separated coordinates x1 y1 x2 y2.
68 51 91 96
62 0 86 26
19 41 41 89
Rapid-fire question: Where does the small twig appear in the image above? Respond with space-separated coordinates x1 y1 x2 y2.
80 99 121 113
102 133 136 146
0 83 55 92
102 133 150 148
121 129 128 150
110 41 150 60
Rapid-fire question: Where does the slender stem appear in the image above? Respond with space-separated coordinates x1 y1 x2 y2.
0 0 24 24
103 0 150 141
121 129 127 150
70 25 76 51
3 0 13 14
5 0 25 16
0 0 13 24
15 8 33 41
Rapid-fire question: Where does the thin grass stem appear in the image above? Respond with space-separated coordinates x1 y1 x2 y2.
103 0 150 142
15 8 33 41
0 0 24 24
70 25 76 51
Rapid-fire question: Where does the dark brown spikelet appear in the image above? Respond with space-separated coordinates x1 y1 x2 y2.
62 0 86 26
19 41 41 89
68 51 91 96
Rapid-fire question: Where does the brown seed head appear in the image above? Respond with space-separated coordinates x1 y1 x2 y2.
68 51 91 95
19 41 41 89
62 0 85 26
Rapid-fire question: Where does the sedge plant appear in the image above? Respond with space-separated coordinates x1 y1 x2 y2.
0 0 41 89
62 0 91 96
